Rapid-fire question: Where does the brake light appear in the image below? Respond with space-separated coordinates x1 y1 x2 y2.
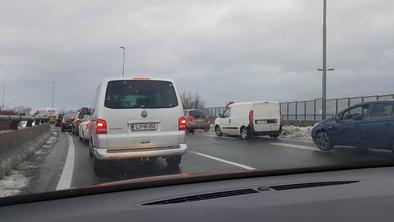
249 110 254 127
178 117 187 131
96 119 107 134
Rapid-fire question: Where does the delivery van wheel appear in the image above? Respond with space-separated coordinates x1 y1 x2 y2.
241 127 250 140
270 133 280 139
215 125 223 137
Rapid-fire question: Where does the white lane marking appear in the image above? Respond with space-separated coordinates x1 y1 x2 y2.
278 137 314 144
56 133 75 190
190 151 256 170
270 142 319 151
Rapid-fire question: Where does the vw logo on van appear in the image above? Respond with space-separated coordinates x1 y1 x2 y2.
141 110 148 118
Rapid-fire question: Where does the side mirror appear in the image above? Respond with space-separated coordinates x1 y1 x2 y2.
219 113 224 118
334 115 340 122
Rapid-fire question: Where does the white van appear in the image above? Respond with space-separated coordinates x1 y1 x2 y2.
35 108 57 118
214 101 282 140
89 77 187 172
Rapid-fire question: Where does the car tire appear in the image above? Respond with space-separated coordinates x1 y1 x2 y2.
204 127 210 132
166 156 182 169
93 156 105 175
314 131 334 151
240 127 250 140
270 133 280 139
215 125 223 137
89 138 94 157
189 128 195 134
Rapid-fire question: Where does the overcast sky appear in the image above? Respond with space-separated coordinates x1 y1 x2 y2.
1 0 394 111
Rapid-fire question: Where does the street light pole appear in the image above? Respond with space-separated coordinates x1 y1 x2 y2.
120 46 126 77
1 84 5 109
51 82 55 108
318 0 334 120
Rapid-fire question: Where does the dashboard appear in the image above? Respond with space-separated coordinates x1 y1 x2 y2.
1 166 394 221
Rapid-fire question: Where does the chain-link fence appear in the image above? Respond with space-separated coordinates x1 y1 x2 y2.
203 94 394 121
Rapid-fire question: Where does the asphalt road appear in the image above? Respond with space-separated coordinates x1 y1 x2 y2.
26 127 394 193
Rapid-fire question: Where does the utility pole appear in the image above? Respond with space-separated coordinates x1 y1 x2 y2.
51 82 55 108
317 0 334 120
120 46 126 77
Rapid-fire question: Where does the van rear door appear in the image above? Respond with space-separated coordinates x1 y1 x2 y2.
253 103 281 132
102 80 182 150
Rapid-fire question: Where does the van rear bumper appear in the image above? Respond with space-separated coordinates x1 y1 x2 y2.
93 144 187 160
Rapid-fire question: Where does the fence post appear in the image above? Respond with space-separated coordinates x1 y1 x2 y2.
313 99 316 121
361 97 364 103
303 101 306 120
286 102 289 121
295 102 298 120
347 98 350 107
335 99 338 114
376 96 379 101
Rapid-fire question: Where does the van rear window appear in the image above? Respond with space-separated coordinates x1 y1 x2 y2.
104 80 178 109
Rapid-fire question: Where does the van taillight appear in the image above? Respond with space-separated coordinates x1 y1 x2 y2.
179 117 187 131
249 110 254 127
96 119 107 134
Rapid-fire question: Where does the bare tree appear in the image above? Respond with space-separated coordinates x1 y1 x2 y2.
180 92 206 109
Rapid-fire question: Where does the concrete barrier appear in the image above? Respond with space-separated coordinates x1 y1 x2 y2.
0 124 51 176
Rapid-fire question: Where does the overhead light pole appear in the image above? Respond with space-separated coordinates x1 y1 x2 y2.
1 84 5 110
120 46 126 77
51 82 55 108
317 0 335 120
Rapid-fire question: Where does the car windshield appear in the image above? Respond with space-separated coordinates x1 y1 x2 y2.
2 0 394 206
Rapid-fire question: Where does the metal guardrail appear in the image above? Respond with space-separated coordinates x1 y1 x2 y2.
0 115 49 130
204 93 394 121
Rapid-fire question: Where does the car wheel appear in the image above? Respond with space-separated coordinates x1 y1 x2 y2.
89 139 94 157
215 125 223 137
166 156 182 169
314 131 333 151
189 128 195 134
204 127 210 132
240 127 250 140
270 133 280 139
93 156 105 175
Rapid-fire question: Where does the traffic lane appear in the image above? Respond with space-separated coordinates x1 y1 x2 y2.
27 128 68 194
70 133 243 188
189 131 394 170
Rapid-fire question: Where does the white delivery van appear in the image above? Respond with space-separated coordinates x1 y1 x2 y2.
89 77 187 173
214 101 282 140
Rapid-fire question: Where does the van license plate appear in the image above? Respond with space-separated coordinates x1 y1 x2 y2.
131 123 158 131
256 120 267 124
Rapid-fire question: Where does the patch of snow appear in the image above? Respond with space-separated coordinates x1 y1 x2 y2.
0 170 30 197
281 125 313 141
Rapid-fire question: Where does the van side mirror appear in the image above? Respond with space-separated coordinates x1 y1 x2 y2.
219 113 224 118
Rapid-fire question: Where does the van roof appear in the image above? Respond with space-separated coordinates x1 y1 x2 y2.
230 101 279 106
101 77 174 84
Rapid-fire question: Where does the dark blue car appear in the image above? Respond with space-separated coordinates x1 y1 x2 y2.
311 100 394 151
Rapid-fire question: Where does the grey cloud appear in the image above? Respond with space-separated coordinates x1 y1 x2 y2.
0 0 393 111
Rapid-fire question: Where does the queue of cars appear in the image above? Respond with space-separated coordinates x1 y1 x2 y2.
54 77 394 174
